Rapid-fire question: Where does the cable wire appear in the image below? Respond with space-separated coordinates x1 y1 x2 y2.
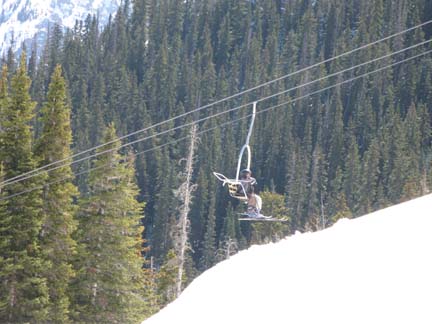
1 46 430 201
1 38 430 188
2 19 431 187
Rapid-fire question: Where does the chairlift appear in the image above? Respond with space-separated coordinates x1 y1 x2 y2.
213 101 257 201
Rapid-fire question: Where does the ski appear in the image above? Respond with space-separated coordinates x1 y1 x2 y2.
238 218 289 223
237 214 289 223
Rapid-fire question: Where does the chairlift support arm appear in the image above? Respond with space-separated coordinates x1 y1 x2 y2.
235 101 257 181
213 101 258 201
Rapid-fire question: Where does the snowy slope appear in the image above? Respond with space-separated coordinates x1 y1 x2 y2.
0 0 121 56
144 194 432 324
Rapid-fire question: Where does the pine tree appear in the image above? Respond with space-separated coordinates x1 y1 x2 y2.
326 86 345 182
151 148 177 265
72 124 147 323
47 24 64 77
387 112 409 202
323 4 338 71
199 195 217 271
344 134 362 215
331 192 352 224
0 54 50 323
306 145 326 229
249 191 291 244
196 21 216 106
71 80 91 192
218 203 240 261
155 249 178 306
189 166 209 265
35 65 78 322
0 66 8 138
129 0 149 82
359 138 380 214
285 142 308 230
215 13 233 72
400 104 422 201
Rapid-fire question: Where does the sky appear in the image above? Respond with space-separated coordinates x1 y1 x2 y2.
143 193 432 324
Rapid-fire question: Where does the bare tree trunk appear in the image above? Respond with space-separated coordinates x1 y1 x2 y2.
320 192 326 230
175 124 198 297
421 169 429 195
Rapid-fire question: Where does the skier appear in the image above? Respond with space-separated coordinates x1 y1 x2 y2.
238 169 262 218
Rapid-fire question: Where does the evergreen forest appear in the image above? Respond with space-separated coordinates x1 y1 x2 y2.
1 0 432 322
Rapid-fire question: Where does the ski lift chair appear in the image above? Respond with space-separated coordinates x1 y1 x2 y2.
213 101 257 202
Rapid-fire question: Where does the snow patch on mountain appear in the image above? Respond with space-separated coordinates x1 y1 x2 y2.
144 194 432 324
0 0 121 56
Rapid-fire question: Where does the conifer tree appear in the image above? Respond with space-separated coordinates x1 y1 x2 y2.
359 139 380 214
400 104 422 200
306 145 326 227
71 80 91 192
288 141 311 229
189 166 209 265
199 195 217 271
35 65 78 322
72 124 146 323
387 113 409 202
155 249 178 306
249 191 291 244
0 66 7 137
331 193 352 224
326 87 345 182
0 54 49 323
215 13 232 72
219 203 240 259
344 134 362 214
151 148 177 264
198 22 216 105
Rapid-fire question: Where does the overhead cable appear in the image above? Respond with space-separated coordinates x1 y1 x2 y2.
2 19 431 187
1 38 430 188
1 46 430 201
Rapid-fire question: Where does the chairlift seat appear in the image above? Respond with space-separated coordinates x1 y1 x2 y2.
213 172 248 201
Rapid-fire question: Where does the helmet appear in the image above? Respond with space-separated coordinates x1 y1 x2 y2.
241 168 251 175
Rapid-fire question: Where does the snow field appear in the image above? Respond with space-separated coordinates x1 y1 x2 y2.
144 194 432 324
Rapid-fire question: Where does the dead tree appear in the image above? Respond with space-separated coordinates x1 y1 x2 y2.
174 124 198 297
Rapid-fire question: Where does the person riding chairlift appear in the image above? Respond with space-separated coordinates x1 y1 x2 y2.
238 168 262 217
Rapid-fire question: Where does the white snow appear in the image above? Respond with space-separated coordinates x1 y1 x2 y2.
144 194 432 324
0 0 121 56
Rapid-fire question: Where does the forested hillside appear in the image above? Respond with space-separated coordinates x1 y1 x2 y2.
1 0 432 321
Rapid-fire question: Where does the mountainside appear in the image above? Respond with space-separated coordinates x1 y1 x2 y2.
0 0 121 56
144 194 432 324
1 0 432 321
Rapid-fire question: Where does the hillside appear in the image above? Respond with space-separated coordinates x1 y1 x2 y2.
144 194 432 324
1 0 432 321
3 0 429 272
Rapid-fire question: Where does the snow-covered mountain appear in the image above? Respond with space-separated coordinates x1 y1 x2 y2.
144 194 432 324
0 0 121 56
